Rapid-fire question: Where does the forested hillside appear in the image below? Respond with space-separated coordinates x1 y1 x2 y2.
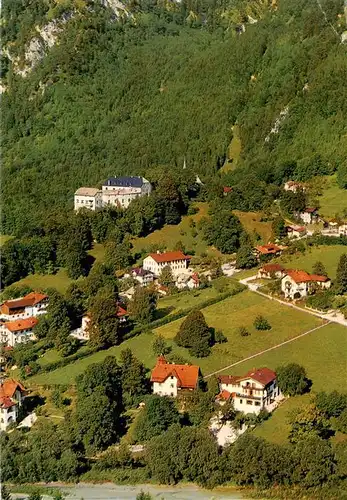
1 0 346 234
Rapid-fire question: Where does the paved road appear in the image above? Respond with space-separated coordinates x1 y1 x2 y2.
204 321 330 379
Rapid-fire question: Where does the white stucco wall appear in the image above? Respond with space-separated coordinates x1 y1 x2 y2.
153 377 178 397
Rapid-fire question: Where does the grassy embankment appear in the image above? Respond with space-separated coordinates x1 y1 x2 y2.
317 175 347 218
220 124 242 173
29 290 322 385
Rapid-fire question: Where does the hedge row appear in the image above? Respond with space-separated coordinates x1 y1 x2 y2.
311 235 347 246
30 283 246 377
123 282 246 340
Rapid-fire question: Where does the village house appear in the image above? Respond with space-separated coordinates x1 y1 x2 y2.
338 223 347 237
143 251 190 277
0 317 38 347
281 269 331 300
75 176 152 211
284 181 306 192
125 267 154 286
74 187 103 211
71 305 128 341
176 272 200 290
254 243 285 259
151 355 199 397
216 367 281 415
223 186 233 196
286 224 307 239
0 292 48 321
299 207 319 225
0 378 26 431
257 263 286 280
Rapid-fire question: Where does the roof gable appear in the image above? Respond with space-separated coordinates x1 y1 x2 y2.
4 317 38 332
151 357 199 389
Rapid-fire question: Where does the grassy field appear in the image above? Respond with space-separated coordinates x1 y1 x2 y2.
13 269 72 294
131 202 221 257
29 290 322 385
242 322 347 444
88 242 106 263
318 175 347 218
233 211 273 244
220 125 242 173
154 290 322 374
278 244 347 278
0 234 13 247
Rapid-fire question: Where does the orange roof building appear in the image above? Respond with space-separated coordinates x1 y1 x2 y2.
1 317 38 347
281 269 331 299
151 356 199 397
0 379 26 431
0 292 48 320
217 367 280 414
255 243 285 256
143 251 190 277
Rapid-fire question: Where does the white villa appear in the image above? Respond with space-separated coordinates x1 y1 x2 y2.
299 207 319 224
286 224 307 239
74 176 152 211
151 356 199 397
257 264 286 280
0 378 26 431
0 292 48 321
281 269 331 300
0 292 48 347
143 251 190 277
124 267 155 286
0 318 38 347
217 367 281 415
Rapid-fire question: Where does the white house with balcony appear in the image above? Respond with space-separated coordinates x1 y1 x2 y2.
0 378 26 431
281 269 331 300
143 251 190 277
217 367 281 415
0 292 48 322
151 356 199 397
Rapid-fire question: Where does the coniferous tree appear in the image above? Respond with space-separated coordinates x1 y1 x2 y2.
158 265 175 287
312 261 327 277
175 309 212 357
128 287 157 324
87 287 120 348
335 254 347 294
120 349 149 405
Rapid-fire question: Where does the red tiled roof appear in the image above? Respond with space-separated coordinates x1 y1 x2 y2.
4 317 38 332
255 244 283 255
304 207 317 213
148 251 190 263
1 292 47 312
116 306 127 317
309 274 330 283
216 390 232 401
150 356 199 389
239 367 276 386
223 186 233 193
285 270 330 283
218 375 240 385
260 264 285 273
287 225 306 232
0 396 16 409
0 379 26 399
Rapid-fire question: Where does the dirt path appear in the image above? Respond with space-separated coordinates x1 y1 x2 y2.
204 321 330 378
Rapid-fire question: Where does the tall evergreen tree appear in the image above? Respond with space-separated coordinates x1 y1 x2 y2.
335 253 347 294
312 261 327 277
128 287 157 324
87 287 120 348
175 309 212 357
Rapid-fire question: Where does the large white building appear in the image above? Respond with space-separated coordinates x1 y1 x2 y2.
143 251 190 277
151 356 199 397
281 269 331 300
0 318 38 347
217 367 281 415
74 176 152 211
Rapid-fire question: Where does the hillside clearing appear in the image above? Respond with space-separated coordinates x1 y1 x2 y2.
318 175 347 218
220 125 242 173
13 269 72 294
233 211 273 244
278 244 346 278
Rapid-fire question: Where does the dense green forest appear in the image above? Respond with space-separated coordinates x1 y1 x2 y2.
1 0 346 234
